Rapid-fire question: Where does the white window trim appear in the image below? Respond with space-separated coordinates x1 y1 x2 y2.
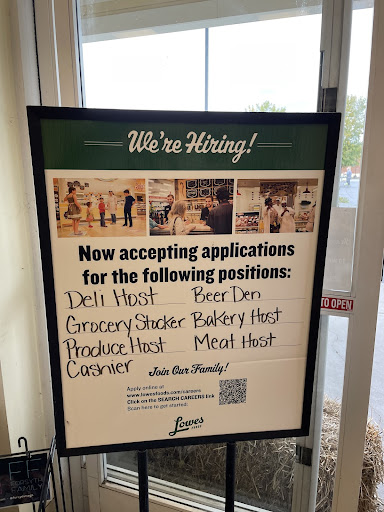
331 2 384 509
106 462 269 512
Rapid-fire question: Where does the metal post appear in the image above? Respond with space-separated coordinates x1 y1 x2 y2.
49 459 59 510
225 442 236 512
138 450 149 512
67 457 75 512
38 438 56 512
57 457 68 512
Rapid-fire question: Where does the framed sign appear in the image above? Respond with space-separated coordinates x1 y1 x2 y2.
0 454 48 507
28 107 340 456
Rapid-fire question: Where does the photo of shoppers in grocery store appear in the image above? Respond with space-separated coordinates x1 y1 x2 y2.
235 179 318 234
53 177 146 237
149 178 234 235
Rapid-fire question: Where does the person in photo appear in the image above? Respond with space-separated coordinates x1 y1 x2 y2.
168 201 196 235
64 186 83 235
347 167 352 186
262 197 278 234
85 201 94 228
123 189 135 227
149 218 166 230
164 194 174 222
273 198 283 217
306 203 316 232
280 201 295 233
206 187 233 234
98 197 107 227
200 195 214 224
107 191 117 224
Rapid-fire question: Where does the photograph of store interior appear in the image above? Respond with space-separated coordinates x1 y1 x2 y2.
236 179 318 233
149 178 234 224
54 177 146 238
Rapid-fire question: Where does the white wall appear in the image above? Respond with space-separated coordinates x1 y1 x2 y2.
0 0 48 454
237 187 260 212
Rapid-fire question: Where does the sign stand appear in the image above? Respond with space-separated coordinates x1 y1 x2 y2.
138 450 149 512
0 436 71 511
225 442 236 512
27 108 340 510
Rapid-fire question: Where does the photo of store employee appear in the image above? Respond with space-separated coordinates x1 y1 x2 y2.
164 194 174 222
168 201 196 235
64 186 83 235
306 203 316 232
206 186 233 234
200 195 214 224
107 190 117 224
236 179 318 234
273 198 283 216
262 197 279 233
123 189 135 227
280 202 295 233
149 178 232 236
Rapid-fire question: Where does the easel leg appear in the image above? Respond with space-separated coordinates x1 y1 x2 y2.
225 442 236 512
138 450 149 512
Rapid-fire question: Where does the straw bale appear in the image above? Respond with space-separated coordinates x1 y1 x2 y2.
317 397 384 512
147 396 383 512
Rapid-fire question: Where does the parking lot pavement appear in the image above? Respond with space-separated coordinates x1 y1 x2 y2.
338 178 360 207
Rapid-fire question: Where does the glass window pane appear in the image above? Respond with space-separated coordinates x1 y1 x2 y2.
82 30 205 110
147 444 225 498
107 441 295 510
316 316 348 511
338 7 373 209
316 310 383 509
208 15 322 113
323 6 374 293
107 445 226 508
108 451 137 477
235 439 295 511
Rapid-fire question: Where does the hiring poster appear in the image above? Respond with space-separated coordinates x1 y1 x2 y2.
28 108 340 456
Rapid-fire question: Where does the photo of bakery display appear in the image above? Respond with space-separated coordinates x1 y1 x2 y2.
149 178 234 235
53 177 146 238
235 179 318 234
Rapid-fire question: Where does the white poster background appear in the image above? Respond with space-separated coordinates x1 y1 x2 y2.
46 170 323 449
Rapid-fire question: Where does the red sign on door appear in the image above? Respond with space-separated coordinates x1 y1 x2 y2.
321 296 354 312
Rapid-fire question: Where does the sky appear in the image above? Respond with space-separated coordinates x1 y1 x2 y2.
82 8 373 112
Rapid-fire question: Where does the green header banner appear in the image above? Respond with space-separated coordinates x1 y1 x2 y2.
41 115 328 170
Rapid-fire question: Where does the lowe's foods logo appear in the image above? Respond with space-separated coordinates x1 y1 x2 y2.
169 416 204 436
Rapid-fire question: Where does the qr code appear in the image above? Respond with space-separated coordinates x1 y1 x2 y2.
219 378 247 405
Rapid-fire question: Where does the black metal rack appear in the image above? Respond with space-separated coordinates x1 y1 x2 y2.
0 436 72 512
